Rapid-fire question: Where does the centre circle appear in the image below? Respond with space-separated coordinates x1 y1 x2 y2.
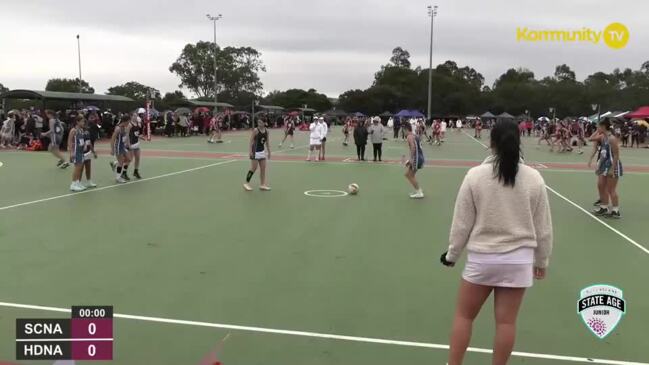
304 190 348 198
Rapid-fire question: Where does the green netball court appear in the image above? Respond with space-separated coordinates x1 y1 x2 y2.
0 129 647 364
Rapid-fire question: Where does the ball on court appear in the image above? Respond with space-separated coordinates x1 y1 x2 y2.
348 183 359 195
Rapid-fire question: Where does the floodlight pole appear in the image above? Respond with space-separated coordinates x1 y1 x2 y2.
76 34 82 93
426 5 438 121
207 14 222 114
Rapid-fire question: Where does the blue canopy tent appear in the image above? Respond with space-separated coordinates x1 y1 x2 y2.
395 110 425 118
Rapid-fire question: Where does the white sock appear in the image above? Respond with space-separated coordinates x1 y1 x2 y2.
612 206 619 213
600 204 607 210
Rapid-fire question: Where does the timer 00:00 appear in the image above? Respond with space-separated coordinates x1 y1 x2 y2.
78 308 106 318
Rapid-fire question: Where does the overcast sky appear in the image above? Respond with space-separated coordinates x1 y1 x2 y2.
1 0 647 98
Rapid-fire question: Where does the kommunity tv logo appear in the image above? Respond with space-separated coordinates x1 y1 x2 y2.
516 22 629 49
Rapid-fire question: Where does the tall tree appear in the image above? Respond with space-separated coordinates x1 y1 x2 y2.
0 82 8 94
107 82 160 100
263 89 332 111
553 64 576 82
169 42 266 99
389 47 411 69
45 78 94 93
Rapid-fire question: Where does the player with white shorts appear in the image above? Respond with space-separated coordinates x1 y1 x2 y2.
243 120 271 191
307 119 322 161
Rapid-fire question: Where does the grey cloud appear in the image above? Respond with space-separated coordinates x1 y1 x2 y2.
2 0 647 97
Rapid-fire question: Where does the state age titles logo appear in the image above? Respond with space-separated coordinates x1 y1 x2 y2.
577 285 626 339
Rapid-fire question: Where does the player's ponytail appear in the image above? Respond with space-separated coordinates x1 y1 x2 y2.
490 120 520 187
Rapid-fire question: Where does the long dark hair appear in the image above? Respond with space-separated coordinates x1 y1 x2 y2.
490 121 521 187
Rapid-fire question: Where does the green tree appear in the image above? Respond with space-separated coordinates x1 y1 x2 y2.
389 47 411 69
154 90 188 110
0 82 8 94
45 78 94 93
263 89 332 111
553 64 576 82
107 82 161 100
169 42 266 99
491 68 541 115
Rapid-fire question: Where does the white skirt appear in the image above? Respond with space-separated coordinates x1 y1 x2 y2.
462 248 534 288
310 138 322 146
462 262 533 288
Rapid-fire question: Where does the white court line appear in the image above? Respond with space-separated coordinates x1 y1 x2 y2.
0 159 237 212
545 185 649 255
0 301 646 365
462 131 649 256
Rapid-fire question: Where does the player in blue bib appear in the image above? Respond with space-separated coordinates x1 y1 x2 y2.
588 118 623 219
67 116 92 192
41 110 69 169
110 115 131 184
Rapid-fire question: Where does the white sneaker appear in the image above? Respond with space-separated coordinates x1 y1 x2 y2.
85 180 97 188
260 185 271 191
243 183 253 191
409 190 424 199
116 177 127 184
70 182 86 192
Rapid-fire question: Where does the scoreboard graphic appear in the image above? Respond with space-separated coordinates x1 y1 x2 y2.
16 306 113 361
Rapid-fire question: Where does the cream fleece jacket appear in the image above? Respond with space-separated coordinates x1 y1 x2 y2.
446 157 553 268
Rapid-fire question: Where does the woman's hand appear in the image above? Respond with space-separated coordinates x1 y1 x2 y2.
534 267 546 280
440 252 455 267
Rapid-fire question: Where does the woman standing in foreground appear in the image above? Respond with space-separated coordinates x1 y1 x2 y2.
441 121 553 365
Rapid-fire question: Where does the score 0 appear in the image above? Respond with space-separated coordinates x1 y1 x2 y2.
70 306 113 360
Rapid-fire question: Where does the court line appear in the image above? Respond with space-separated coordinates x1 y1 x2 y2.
0 302 645 365
0 159 237 212
462 131 649 256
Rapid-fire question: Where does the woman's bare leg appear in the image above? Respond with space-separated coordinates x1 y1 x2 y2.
597 176 608 205
404 168 420 190
606 177 619 207
83 160 92 180
259 159 267 186
492 287 526 365
448 280 493 365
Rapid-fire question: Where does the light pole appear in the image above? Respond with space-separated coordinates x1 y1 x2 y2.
252 100 259 127
426 5 438 121
206 14 222 114
76 34 82 93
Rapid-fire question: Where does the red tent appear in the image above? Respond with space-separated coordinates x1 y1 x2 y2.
624 106 649 119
